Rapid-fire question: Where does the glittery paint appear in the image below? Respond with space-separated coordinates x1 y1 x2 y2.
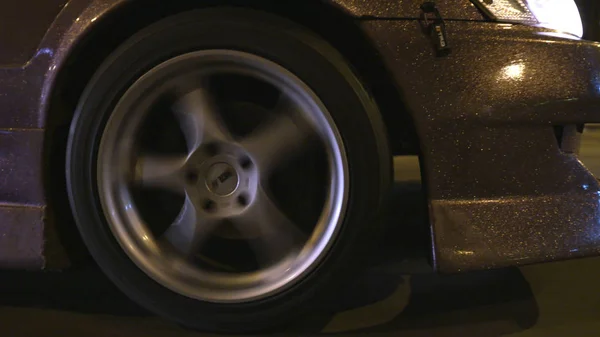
0 206 45 269
0 0 126 267
361 20 600 272
328 0 484 20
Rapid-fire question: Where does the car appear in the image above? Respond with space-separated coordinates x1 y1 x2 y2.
0 0 597 332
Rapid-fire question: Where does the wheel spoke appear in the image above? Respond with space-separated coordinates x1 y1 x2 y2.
234 186 306 267
134 154 187 194
172 87 232 152
241 95 316 176
162 196 219 258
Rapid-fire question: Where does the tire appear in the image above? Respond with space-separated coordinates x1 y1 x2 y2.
66 8 391 333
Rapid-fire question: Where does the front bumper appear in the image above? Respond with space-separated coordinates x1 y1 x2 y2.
361 20 600 272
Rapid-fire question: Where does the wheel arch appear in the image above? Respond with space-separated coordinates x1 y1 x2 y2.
47 0 417 152
44 0 418 265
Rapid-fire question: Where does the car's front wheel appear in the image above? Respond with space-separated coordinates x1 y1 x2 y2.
66 8 391 333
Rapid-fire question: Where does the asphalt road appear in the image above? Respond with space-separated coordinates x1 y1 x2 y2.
3 130 600 337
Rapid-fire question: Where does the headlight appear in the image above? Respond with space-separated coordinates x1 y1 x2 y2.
472 0 584 38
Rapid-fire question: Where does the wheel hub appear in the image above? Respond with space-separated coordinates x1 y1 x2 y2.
205 162 239 196
188 145 257 217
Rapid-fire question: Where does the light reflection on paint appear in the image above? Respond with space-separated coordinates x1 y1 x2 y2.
456 250 474 256
591 73 600 95
537 31 580 41
500 62 525 81
34 48 54 58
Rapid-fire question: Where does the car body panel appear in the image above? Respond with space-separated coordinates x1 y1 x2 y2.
328 0 483 20
361 20 600 271
0 0 127 268
0 0 599 272
0 205 45 269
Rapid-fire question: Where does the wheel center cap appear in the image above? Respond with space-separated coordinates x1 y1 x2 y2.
205 162 239 196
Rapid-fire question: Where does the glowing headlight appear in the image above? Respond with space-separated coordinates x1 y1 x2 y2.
473 0 583 38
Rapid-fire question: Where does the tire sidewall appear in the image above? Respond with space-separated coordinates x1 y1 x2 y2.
66 8 391 332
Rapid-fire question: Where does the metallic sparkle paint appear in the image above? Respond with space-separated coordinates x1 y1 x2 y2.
0 206 45 269
0 0 127 267
328 0 483 19
361 21 600 271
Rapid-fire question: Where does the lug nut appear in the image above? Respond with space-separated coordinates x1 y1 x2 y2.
237 194 248 206
203 199 216 212
185 170 199 184
239 156 252 169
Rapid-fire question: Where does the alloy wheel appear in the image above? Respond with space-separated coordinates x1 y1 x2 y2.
96 50 349 303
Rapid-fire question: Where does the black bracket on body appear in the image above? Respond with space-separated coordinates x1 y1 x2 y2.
421 1 451 57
